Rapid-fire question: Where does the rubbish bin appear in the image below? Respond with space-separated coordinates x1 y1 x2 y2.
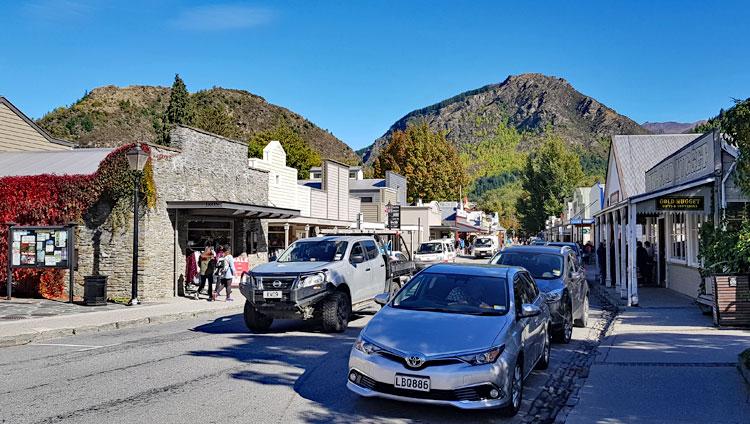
83 275 107 306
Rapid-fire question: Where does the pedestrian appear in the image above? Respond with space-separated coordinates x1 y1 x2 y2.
459 238 465 255
636 241 648 286
583 241 593 264
214 244 235 301
643 241 654 285
197 245 216 301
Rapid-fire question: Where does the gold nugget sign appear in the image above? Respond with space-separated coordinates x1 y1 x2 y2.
656 196 704 211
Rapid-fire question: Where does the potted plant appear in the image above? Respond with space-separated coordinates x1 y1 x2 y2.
698 219 750 326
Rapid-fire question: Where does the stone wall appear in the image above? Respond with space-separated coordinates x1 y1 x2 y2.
74 126 270 300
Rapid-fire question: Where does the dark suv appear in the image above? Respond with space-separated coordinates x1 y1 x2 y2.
490 246 588 343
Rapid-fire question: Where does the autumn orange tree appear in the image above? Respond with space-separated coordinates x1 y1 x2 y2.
373 122 468 203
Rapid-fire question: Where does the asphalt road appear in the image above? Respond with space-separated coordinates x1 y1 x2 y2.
0 258 607 424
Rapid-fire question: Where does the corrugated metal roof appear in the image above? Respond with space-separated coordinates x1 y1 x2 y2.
612 134 701 198
0 148 113 177
349 178 386 190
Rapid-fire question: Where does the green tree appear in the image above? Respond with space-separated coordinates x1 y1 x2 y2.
193 102 238 139
517 133 585 233
159 74 194 144
460 120 526 180
373 122 468 203
476 180 525 231
248 120 321 179
698 98 750 196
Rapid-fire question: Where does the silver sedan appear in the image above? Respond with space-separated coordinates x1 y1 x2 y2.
346 263 551 415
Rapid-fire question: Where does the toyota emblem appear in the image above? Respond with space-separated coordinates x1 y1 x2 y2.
272 280 282 288
405 353 426 368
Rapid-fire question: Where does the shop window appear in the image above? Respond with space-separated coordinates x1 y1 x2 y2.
688 214 704 267
669 213 687 262
187 220 232 251
360 197 373 203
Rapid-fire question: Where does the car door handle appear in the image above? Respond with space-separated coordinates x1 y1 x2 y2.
365 268 371 272
380 264 385 267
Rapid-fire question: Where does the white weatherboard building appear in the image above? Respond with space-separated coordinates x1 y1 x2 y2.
594 131 748 309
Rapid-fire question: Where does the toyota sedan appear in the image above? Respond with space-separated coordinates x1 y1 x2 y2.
346 263 551 415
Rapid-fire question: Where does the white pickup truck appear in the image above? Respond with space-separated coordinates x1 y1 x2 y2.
240 235 413 333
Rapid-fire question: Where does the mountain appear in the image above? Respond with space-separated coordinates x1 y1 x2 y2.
37 85 360 164
363 73 649 164
642 121 705 134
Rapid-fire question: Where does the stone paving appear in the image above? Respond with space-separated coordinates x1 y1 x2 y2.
0 298 129 321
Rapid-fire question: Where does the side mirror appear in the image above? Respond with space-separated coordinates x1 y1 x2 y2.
374 293 389 306
519 303 541 318
350 254 365 264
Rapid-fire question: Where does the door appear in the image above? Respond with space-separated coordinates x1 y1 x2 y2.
361 239 386 299
657 217 666 287
348 242 369 303
520 272 545 365
514 274 536 372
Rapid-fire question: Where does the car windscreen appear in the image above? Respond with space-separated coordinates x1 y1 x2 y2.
392 272 508 315
277 241 348 262
417 242 443 253
474 238 492 246
491 252 563 280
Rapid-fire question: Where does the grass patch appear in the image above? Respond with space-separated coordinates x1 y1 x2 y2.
108 296 131 305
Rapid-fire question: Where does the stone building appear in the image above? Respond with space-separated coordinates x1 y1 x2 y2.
1 123 299 300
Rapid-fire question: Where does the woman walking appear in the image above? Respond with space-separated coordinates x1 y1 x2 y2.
214 244 235 301
197 245 216 301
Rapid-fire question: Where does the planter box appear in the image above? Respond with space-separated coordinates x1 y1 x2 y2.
713 274 750 327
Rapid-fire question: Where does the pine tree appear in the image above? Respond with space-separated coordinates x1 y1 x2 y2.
159 74 193 144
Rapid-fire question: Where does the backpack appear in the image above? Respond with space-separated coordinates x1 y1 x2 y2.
215 257 227 276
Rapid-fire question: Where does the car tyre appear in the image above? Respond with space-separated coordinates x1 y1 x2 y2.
321 291 350 333
552 300 573 344
501 358 523 417
536 327 551 370
574 295 589 328
244 301 273 333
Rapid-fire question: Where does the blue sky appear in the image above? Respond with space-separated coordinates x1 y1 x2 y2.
1 1 749 149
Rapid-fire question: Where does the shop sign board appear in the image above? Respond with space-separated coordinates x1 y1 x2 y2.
387 205 401 229
646 133 715 192
655 196 704 211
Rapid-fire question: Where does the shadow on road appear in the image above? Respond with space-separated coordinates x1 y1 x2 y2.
188 314 518 423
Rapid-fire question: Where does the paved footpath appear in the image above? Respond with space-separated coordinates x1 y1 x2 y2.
0 294 242 347
567 278 750 423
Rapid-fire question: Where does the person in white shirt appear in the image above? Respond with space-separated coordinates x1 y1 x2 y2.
213 245 236 301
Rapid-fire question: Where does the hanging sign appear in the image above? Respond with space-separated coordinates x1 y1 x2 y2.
656 196 704 211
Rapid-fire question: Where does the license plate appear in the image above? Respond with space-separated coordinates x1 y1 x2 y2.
394 374 430 392
263 291 282 299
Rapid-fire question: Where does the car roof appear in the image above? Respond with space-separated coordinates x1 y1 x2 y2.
296 235 374 243
547 242 577 247
421 263 520 278
501 245 568 255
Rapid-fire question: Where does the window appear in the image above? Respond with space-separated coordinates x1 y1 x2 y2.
520 273 539 301
277 240 348 262
350 243 364 262
360 196 373 203
670 213 687 262
275 174 280 185
393 272 508 315
362 240 380 260
492 252 563 280
688 214 705 266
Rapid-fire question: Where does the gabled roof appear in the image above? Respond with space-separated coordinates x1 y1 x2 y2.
0 96 75 149
349 178 386 190
610 134 701 199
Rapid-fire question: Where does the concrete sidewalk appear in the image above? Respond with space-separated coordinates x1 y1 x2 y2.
0 293 244 348
567 269 750 423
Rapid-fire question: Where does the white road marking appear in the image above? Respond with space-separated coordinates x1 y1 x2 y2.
31 343 117 351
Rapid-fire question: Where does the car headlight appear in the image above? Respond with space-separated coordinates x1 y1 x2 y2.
353 337 382 355
247 275 263 290
544 289 564 303
458 345 505 366
297 272 326 289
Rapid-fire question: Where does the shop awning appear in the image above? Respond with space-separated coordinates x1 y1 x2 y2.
630 176 715 215
166 201 300 219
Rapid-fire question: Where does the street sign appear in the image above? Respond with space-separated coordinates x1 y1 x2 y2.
387 205 401 229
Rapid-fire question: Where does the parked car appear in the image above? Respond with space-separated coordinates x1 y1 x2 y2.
413 239 456 269
545 242 583 265
489 245 589 343
239 235 414 333
347 263 551 415
470 235 499 258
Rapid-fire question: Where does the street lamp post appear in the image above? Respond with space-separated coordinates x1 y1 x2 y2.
125 144 149 306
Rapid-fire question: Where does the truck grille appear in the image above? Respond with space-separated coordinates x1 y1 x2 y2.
256 276 297 290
